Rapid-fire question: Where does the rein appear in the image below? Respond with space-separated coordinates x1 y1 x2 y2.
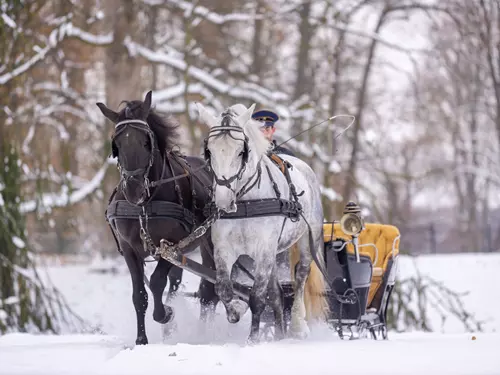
110 117 211 258
147 162 207 188
199 114 357 305
113 119 157 204
113 118 208 201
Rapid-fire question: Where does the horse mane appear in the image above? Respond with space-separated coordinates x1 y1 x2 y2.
119 100 180 153
245 118 273 159
226 104 272 159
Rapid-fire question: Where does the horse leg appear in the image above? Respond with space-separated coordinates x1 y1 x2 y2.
247 261 274 343
167 265 183 302
149 258 175 324
198 238 219 322
289 234 312 339
266 264 285 340
214 251 241 323
122 243 149 345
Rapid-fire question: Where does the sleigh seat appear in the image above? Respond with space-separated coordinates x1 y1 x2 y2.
323 222 400 307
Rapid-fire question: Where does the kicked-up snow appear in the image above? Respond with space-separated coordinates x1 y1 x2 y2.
0 252 499 375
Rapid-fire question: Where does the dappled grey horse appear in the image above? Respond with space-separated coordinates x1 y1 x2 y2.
197 102 329 342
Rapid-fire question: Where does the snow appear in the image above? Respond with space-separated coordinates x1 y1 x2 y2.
164 0 263 24
397 253 500 333
124 40 288 104
12 236 26 249
1 332 498 375
320 185 342 202
3 296 20 306
1 13 16 29
0 21 111 85
19 160 111 214
1 253 499 374
58 23 113 45
0 41 52 85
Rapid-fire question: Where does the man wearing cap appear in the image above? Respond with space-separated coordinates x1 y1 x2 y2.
251 109 297 278
252 109 296 157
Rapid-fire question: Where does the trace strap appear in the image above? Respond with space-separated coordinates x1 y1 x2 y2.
147 162 207 188
155 208 222 260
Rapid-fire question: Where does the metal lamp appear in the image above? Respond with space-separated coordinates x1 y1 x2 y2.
339 201 365 262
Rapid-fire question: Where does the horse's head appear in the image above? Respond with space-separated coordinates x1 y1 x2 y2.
96 91 157 205
197 102 270 213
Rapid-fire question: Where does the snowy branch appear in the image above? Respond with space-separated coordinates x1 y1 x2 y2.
321 20 433 54
0 21 112 85
1 12 17 29
125 38 289 104
19 160 113 214
162 0 263 24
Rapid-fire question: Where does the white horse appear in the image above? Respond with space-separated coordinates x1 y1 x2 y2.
196 102 329 342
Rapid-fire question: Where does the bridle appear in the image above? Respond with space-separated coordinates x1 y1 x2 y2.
112 118 160 204
203 110 250 193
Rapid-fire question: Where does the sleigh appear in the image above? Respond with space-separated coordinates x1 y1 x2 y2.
156 200 402 341
231 201 401 340
321 207 400 339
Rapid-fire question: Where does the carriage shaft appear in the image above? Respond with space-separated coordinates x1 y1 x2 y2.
156 242 251 302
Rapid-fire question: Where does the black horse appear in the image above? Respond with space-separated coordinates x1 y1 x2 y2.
96 91 219 345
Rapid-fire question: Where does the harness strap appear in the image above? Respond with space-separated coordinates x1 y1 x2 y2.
106 200 195 230
269 153 286 174
265 164 281 199
203 198 302 220
156 208 222 259
164 154 183 206
236 163 262 199
168 152 199 213
105 187 123 256
147 164 204 188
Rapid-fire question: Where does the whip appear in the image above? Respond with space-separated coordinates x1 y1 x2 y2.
276 114 355 148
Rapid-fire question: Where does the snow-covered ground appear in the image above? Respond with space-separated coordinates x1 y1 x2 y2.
1 252 500 375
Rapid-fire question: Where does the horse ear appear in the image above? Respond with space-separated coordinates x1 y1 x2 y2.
196 102 218 128
238 103 256 128
142 90 152 116
96 102 119 123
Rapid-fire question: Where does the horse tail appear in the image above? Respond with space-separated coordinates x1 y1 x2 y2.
289 243 330 322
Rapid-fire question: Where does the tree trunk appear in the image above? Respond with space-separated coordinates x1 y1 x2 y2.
251 0 264 77
342 8 387 206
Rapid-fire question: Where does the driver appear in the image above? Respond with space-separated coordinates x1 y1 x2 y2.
252 109 296 157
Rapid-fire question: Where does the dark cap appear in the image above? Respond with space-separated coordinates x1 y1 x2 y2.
252 110 279 126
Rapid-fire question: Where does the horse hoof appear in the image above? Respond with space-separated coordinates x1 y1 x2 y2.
274 331 285 341
289 329 309 340
154 305 175 324
135 335 148 345
246 334 260 345
227 310 240 324
226 304 241 323
227 309 240 324
162 320 178 340
166 289 178 303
